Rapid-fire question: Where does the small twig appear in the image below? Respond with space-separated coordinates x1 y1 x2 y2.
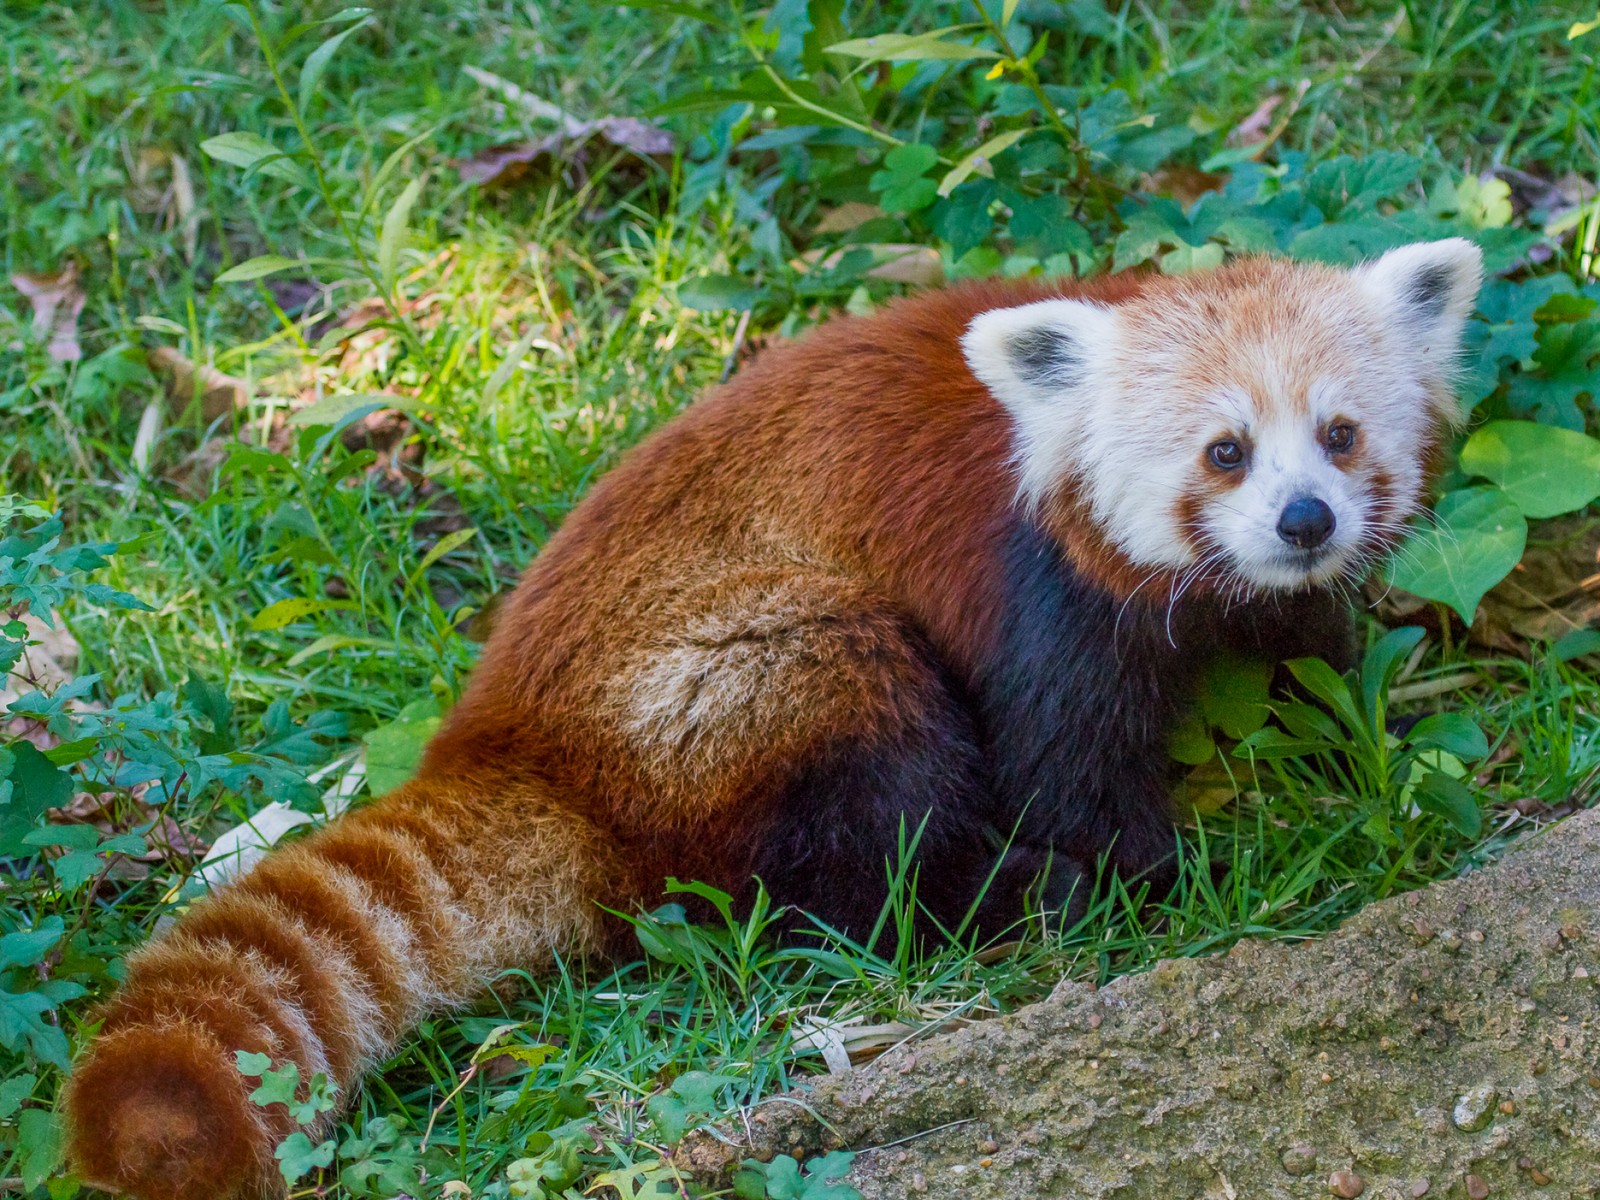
858 1116 977 1153
1388 671 1485 703
719 309 752 384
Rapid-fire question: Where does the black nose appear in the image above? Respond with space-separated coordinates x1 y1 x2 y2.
1277 496 1335 549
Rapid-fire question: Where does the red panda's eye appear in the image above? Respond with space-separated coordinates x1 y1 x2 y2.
1326 423 1356 453
1208 440 1245 470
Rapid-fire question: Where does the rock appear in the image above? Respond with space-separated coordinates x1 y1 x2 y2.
1452 1083 1498 1132
680 808 1600 1198
1464 1174 1490 1199
1329 1169 1365 1197
1282 1143 1317 1176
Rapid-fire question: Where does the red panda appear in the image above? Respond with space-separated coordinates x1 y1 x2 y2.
63 238 1482 1199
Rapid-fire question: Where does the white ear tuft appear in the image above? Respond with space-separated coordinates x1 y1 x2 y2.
1354 237 1483 360
961 298 1119 415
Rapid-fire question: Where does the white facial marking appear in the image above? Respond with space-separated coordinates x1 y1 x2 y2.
961 239 1484 592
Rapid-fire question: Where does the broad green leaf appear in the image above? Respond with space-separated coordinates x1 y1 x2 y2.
274 1132 336 1184
298 19 369 114
17 1108 61 1192
250 596 354 631
1359 624 1426 722
0 1074 35 1120
0 917 65 970
678 274 762 311
200 132 309 187
1554 628 1600 661
826 29 999 63
1410 770 1482 838
379 176 424 294
235 1050 273 1076
215 255 302 283
0 744 73 857
937 128 1029 197
1168 708 1214 765
1233 728 1327 760
1387 487 1527 624
362 697 444 794
200 130 281 170
408 527 478 585
1407 713 1489 760
1285 657 1361 729
288 391 413 428
1460 419 1600 518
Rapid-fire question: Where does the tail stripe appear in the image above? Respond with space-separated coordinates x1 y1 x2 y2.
181 893 373 1078
235 858 409 1023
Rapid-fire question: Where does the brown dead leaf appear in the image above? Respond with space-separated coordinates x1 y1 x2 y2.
1470 517 1600 653
455 118 673 189
148 346 252 423
10 262 86 362
1142 164 1226 206
1228 95 1282 147
812 202 887 234
797 243 944 287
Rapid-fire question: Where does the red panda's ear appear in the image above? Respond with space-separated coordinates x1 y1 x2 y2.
960 298 1119 413
1353 238 1483 368
962 298 1120 503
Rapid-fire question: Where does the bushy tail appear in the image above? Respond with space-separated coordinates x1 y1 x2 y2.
63 776 615 1200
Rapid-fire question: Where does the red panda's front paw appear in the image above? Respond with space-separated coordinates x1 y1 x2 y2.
65 1021 279 1200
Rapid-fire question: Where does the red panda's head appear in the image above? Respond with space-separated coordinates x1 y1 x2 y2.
961 238 1484 595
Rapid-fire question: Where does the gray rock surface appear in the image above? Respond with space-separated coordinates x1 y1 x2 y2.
683 809 1600 1197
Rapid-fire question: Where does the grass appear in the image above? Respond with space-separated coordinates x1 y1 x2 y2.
2 1 1599 1197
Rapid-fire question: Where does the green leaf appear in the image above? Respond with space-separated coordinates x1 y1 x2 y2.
200 131 309 186
379 176 425 294
235 1050 273 1076
1554 628 1600 661
274 1132 336 1184
0 743 74 857
1410 770 1482 838
1233 728 1328 760
200 130 282 170
1358 625 1426 723
409 527 478 584
826 29 1000 63
937 128 1029 197
1199 658 1273 741
0 917 65 970
1387 487 1527 624
287 391 413 428
1285 657 1361 729
1460 419 1600 519
678 274 762 311
1168 708 1214 765
1406 713 1488 760
298 19 369 114
362 697 444 794
17 1107 62 1192
869 142 940 212
250 596 354 631
0 1073 36 1120
215 255 303 283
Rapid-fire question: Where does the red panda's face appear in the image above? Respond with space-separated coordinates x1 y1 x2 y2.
962 239 1484 596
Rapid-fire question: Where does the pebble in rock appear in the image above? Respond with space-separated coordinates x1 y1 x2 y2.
1328 1169 1365 1197
1282 1144 1317 1176
1465 1175 1490 1199
1452 1083 1498 1132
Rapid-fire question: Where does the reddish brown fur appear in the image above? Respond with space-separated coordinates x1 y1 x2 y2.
66 266 1368 1198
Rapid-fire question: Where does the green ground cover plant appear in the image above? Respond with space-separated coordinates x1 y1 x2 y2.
2 2 1598 1196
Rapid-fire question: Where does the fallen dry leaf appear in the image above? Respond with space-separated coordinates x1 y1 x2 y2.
1228 95 1283 147
1471 516 1600 653
1142 164 1227 206
10 262 86 362
454 116 674 188
148 346 252 423
797 243 944 287
812 202 887 234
